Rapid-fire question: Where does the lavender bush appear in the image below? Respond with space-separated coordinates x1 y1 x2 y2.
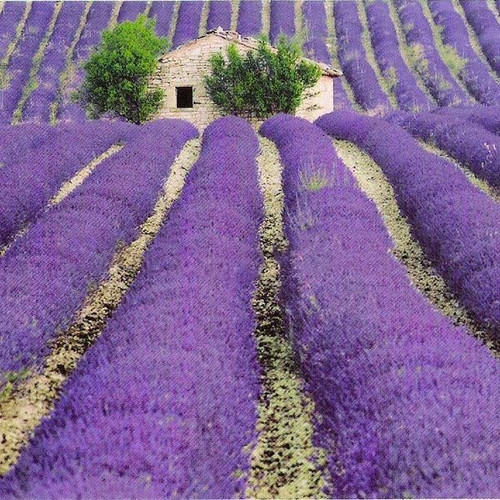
317 110 500 337
390 110 500 189
0 119 196 388
0 2 26 61
270 0 295 45
428 0 500 105
460 0 500 78
0 2 56 124
149 1 175 36
237 0 262 37
261 113 500 498
334 1 391 112
302 0 330 64
117 1 147 23
58 2 114 122
434 104 500 134
171 1 204 49
0 121 136 247
22 2 86 123
364 0 434 111
0 117 262 498
393 0 469 106
207 1 232 32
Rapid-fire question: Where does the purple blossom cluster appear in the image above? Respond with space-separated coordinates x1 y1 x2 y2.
22 2 86 123
0 2 56 124
364 0 434 111
0 2 25 61
261 113 500 498
270 0 295 45
237 0 262 37
334 1 391 112
171 1 204 49
434 104 500 134
0 119 196 385
149 1 175 36
206 1 232 32
393 0 469 106
332 79 353 110
390 110 500 189
460 0 500 78
302 0 330 64
0 120 136 248
58 2 114 122
117 1 147 23
0 117 262 498
317 110 500 337
428 0 500 105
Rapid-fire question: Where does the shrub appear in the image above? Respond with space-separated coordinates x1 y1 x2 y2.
76 14 168 124
204 35 322 119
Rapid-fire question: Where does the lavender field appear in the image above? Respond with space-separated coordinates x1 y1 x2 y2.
1 0 500 498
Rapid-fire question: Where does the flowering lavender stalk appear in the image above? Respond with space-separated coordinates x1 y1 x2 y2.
334 1 391 112
58 2 114 122
460 0 500 78
261 113 500 498
393 0 469 106
270 0 295 45
207 0 232 32
0 119 197 388
171 1 204 48
0 120 136 247
317 110 500 337
389 110 500 189
237 0 262 37
117 1 147 23
0 2 26 61
434 104 500 134
0 2 56 124
149 1 175 36
0 117 262 498
301 0 330 64
22 2 86 123
428 0 500 105
364 0 433 111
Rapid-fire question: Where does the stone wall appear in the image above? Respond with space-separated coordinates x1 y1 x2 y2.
150 34 334 130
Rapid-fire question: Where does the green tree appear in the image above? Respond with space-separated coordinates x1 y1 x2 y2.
76 14 168 124
204 35 322 119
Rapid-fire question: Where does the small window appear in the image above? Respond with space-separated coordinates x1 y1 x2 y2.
176 86 193 108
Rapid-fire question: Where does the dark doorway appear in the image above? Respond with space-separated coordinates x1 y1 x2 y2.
176 86 193 108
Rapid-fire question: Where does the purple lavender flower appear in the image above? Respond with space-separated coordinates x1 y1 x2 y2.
0 2 26 61
270 0 295 44
433 104 500 134
206 1 232 32
171 1 204 49
237 0 262 37
301 1 330 64
149 1 175 36
0 117 261 499
117 1 147 23
317 110 500 337
262 113 500 498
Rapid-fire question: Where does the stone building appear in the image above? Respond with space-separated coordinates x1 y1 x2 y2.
150 28 342 129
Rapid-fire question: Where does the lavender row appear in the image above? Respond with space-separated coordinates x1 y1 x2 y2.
270 0 295 45
0 2 25 61
149 1 175 36
364 0 433 111
171 1 204 49
0 119 197 387
393 0 469 106
334 1 391 111
58 2 114 122
0 121 136 248
332 78 353 110
22 2 86 123
0 2 56 124
434 104 500 134
0 117 262 498
207 0 232 32
428 0 500 105
237 0 262 37
261 113 500 497
460 0 500 78
390 110 500 189
117 1 147 23
317 110 500 336
301 0 330 64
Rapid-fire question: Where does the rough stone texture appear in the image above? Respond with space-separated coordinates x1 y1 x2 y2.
150 32 335 129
